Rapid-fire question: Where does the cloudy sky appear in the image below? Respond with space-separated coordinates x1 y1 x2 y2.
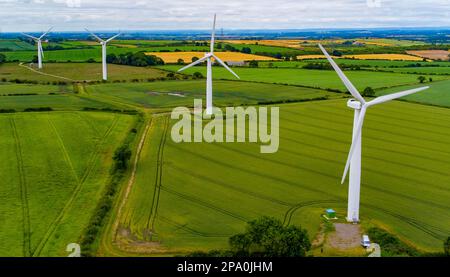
0 0 449 32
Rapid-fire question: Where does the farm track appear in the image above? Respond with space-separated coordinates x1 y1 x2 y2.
18 63 77 82
283 200 343 226
113 117 152 241
146 116 169 232
10 117 31 257
158 216 230 238
32 115 120 256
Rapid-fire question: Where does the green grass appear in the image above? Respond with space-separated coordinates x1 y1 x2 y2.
0 111 136 256
0 40 35 51
377 79 450 108
0 83 68 95
117 99 450 253
86 80 338 109
0 63 168 82
260 59 450 69
158 65 450 92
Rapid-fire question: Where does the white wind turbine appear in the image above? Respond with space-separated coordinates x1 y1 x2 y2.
22 27 53 69
178 14 240 115
85 29 121 81
318 44 429 223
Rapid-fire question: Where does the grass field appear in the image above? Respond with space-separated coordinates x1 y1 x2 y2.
116 99 450 253
0 111 136 256
146 52 278 63
86 80 337 108
378 79 450 108
0 40 35 51
0 63 169 82
158 65 449 92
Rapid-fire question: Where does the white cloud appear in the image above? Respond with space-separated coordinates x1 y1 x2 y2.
0 0 449 32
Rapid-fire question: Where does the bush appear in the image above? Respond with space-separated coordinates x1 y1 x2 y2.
23 107 53 112
193 72 204 79
367 228 420 257
113 145 132 171
229 216 311 257
362 87 376 97
444 237 450 256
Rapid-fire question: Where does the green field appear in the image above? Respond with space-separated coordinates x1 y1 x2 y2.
86 80 338 109
378 79 450 108
0 40 35 51
158 65 450 92
0 111 136 256
0 63 169 82
117 100 450 253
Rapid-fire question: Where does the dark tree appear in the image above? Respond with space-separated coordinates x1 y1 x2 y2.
193 72 203 79
418 76 426 83
248 60 259 68
229 216 311 257
241 47 252 54
113 145 132 171
0 53 6 64
106 53 117 63
332 50 343 57
363 87 376 97
444 237 450 256
192 56 199 63
177 58 185 65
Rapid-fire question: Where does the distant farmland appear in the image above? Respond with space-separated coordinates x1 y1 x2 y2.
146 51 279 63
407 50 450 61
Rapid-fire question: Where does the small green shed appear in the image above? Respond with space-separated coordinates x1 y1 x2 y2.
326 209 336 218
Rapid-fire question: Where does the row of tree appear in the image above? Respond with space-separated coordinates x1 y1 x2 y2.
106 52 165 66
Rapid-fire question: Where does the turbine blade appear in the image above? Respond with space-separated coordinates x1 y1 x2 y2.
85 28 104 42
178 55 209 72
318 44 365 104
212 54 240 79
367 86 429 107
106 32 121 43
210 14 216 53
39 27 53 39
21 33 38 40
342 106 367 184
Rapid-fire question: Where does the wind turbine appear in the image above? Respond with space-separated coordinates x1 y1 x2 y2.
178 14 240 115
318 44 429 223
85 29 121 81
22 27 53 69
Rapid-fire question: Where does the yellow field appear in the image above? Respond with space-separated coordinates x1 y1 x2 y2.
343 54 424 61
224 40 306 49
297 54 341 60
145 51 279 63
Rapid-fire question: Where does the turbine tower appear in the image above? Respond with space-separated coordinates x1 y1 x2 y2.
22 27 53 69
318 44 429 223
178 14 240 115
85 29 121 81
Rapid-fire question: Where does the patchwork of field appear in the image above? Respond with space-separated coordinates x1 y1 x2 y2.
224 39 306 49
0 112 136 256
0 40 35 51
158 65 449 92
145 52 279 63
407 50 450 61
118 100 450 253
86 80 337 109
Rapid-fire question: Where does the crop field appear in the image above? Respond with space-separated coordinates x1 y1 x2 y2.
86 80 337 109
0 111 136 256
145 52 279 63
116 100 450 253
224 39 305 49
407 50 450 61
158 65 450 91
378 79 450 108
0 40 35 51
342 54 425 61
0 63 168 82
